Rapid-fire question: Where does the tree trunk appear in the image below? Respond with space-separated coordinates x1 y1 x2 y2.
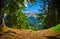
0 0 4 32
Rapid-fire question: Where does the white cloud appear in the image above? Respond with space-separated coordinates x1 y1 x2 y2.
24 0 28 7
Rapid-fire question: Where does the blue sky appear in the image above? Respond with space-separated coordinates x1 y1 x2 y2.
24 0 49 14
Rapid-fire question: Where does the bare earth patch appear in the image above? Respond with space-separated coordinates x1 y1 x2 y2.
0 26 60 39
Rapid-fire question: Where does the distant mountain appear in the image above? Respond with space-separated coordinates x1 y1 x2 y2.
28 16 42 29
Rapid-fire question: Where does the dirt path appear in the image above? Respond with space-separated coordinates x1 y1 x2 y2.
0 26 60 39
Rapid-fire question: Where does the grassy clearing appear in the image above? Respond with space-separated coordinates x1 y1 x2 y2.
50 24 60 32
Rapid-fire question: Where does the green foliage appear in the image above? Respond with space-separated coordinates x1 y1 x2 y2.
5 10 30 29
37 13 47 29
42 15 47 29
50 24 60 32
44 0 60 29
4 0 36 30
37 13 42 20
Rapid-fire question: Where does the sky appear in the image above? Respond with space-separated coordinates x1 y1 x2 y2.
24 0 49 14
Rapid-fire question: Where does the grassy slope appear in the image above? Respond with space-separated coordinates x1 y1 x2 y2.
50 24 60 32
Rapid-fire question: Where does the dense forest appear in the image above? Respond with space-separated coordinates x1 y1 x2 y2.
0 0 60 31
0 0 60 39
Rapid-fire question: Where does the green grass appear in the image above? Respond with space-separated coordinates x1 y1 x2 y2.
50 24 60 32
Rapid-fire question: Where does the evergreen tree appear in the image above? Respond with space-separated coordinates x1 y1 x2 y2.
0 0 36 32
